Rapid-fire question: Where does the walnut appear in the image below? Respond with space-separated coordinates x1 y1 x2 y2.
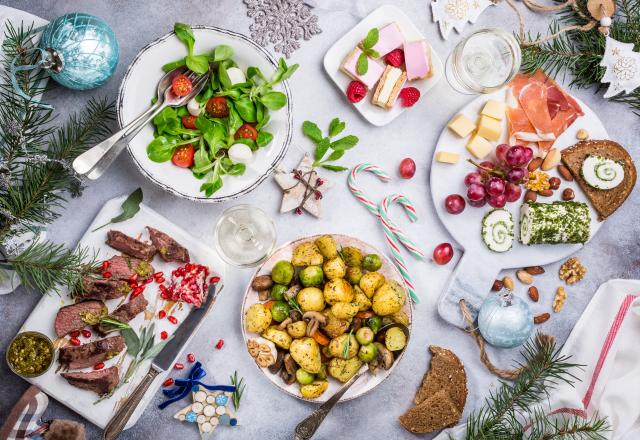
553 286 567 312
559 257 586 285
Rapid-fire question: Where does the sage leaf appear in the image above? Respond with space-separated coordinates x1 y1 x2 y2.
121 327 140 357
91 188 143 232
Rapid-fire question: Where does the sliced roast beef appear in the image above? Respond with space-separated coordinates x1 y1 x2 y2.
106 230 156 260
61 366 119 396
96 294 148 334
59 336 125 369
55 301 106 337
75 277 130 301
147 226 190 263
99 255 154 280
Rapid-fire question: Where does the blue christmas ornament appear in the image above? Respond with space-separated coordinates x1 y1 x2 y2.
39 13 119 90
478 291 533 348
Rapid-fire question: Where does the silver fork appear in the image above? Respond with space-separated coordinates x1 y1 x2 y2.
73 68 209 180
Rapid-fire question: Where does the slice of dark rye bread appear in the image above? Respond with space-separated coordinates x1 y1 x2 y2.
399 390 461 434
561 139 636 221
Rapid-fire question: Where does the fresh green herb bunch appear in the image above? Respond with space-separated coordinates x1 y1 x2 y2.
230 370 246 410
302 118 359 172
357 28 380 75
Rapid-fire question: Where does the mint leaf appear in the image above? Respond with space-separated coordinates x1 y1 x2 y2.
321 164 349 172
356 53 368 75
328 118 345 138
367 49 380 59
330 135 359 151
302 121 323 144
362 28 379 50
327 150 345 161
314 137 330 161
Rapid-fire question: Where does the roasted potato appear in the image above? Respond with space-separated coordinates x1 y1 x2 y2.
353 286 372 311
321 310 350 338
328 333 359 359
331 302 359 320
390 310 410 326
289 337 321 373
359 272 386 298
297 287 325 312
341 246 363 267
328 357 363 382
262 326 293 349
323 256 347 280
245 303 272 333
291 242 324 266
315 235 338 259
372 280 406 316
286 320 307 339
324 278 354 305
300 380 329 399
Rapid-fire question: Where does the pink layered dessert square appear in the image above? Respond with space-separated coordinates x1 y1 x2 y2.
369 23 404 58
403 40 432 80
340 47 384 89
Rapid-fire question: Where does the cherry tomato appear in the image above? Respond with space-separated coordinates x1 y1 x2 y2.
163 378 174 387
94 362 105 370
187 353 196 363
81 329 91 338
433 243 454 265
168 316 178 325
171 144 195 168
171 75 192 97
181 115 197 129
158 310 166 319
215 339 224 349
399 158 416 179
70 330 81 338
234 123 258 141
160 331 169 340
174 363 184 370
206 96 229 118
70 337 81 346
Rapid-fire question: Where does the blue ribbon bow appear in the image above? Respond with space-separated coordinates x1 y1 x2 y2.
158 361 236 409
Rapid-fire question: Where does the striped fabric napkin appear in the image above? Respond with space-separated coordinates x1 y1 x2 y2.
0 386 49 440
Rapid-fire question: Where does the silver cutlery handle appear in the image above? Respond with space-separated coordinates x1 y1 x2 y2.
102 367 159 440
294 370 366 440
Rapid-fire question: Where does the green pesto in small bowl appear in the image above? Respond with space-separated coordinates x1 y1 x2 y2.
7 331 54 378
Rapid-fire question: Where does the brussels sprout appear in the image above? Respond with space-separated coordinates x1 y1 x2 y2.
355 327 374 345
366 316 383 334
315 364 328 380
358 343 379 362
271 284 288 300
296 368 315 385
345 266 363 285
271 301 291 322
299 266 324 287
362 254 382 271
341 246 363 267
271 260 295 285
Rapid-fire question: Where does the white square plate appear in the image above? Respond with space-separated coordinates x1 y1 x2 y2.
323 4 443 126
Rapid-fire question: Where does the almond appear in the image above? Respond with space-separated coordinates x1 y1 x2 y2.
557 164 574 181
538 189 553 197
502 275 514 291
527 157 543 172
541 148 561 171
528 286 539 302
524 266 545 275
534 313 550 324
516 270 534 284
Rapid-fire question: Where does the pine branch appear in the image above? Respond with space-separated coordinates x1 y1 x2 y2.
3 240 98 294
527 408 609 439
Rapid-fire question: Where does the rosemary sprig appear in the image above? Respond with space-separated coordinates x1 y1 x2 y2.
230 370 246 411
342 330 353 359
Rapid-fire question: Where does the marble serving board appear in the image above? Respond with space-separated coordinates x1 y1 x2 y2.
17 195 226 429
430 89 608 328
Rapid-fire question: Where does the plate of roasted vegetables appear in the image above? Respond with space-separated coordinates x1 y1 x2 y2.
242 234 412 402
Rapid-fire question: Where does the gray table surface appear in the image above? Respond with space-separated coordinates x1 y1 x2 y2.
1 1 639 439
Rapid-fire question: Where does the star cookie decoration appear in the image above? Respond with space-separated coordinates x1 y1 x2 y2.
431 0 493 39
274 154 332 218
600 36 640 98
174 387 238 437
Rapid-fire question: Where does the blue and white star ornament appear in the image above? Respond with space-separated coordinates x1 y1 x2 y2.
174 387 238 437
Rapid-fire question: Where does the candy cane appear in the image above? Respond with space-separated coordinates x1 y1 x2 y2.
380 194 426 261
347 163 392 217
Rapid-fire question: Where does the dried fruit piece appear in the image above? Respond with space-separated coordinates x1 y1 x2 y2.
516 270 534 285
491 279 504 292
528 286 539 302
553 286 567 312
502 275 514 291
534 313 550 324
559 257 586 285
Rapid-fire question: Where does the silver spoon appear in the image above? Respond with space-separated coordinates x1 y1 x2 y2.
73 67 209 180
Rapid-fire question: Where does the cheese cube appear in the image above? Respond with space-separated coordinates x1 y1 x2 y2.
466 134 493 159
476 115 502 142
447 114 476 138
481 100 506 121
435 151 460 164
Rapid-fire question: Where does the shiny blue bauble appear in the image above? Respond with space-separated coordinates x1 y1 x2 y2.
478 292 533 348
40 13 119 90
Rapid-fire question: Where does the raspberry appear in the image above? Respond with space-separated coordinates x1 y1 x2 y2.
399 87 420 107
346 80 367 103
385 49 405 67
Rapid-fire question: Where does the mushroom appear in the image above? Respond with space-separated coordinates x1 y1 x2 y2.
289 309 302 322
374 342 394 370
303 311 327 337
279 369 296 385
284 283 301 301
283 353 298 376
257 289 270 301
251 275 273 291
368 358 380 376
278 317 293 330
348 317 362 333
268 350 285 375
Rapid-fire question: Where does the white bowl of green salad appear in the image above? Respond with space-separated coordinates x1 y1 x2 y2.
117 24 295 202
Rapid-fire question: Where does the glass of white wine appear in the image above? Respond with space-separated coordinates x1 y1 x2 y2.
213 205 276 267
445 28 522 94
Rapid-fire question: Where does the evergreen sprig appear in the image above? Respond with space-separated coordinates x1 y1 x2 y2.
465 334 609 439
520 0 640 114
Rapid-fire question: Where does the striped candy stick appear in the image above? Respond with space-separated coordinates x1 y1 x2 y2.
379 194 426 261
347 163 392 218
379 217 419 303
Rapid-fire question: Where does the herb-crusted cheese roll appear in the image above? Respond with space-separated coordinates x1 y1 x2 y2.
520 201 590 245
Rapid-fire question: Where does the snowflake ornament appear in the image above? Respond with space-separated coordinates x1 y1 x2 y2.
600 36 640 98
431 0 492 39
244 0 322 58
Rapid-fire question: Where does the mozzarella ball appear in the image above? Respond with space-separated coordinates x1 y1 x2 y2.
228 143 253 164
187 98 201 117
226 67 246 85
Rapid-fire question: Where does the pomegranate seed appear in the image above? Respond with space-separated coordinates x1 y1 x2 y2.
155 277 165 284
160 291 170 300
70 337 81 346
187 353 196 363
162 378 174 387
215 339 224 349
143 277 153 285
209 276 220 284
69 330 81 338
185 264 194 271
160 331 168 340
153 271 164 279
174 363 184 370
168 316 178 325
94 362 105 370
295 207 303 215
129 281 138 289
81 329 91 338
102 261 110 270
132 286 144 297
158 310 166 319
102 271 112 279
